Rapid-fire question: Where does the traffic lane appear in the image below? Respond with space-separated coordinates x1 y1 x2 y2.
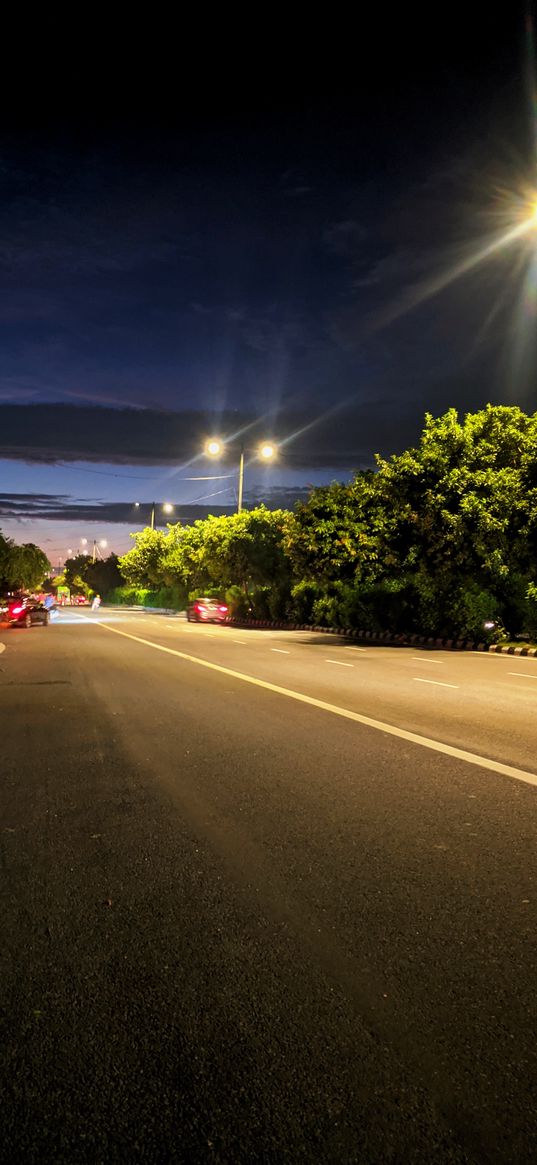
69 620 537 1158
89 612 537 775
1 624 473 1163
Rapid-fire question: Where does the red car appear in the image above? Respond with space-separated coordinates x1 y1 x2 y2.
186 598 228 623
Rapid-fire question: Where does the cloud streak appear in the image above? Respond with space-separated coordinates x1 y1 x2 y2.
0 488 312 525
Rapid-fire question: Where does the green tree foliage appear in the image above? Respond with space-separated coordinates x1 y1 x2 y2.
0 533 50 591
119 528 171 587
119 510 292 617
287 406 537 638
287 472 384 586
114 407 537 639
374 405 537 635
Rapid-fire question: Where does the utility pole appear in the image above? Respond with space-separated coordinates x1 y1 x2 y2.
237 445 245 514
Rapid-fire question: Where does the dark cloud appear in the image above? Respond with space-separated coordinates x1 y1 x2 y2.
0 402 415 470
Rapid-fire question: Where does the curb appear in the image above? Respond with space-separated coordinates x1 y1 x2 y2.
101 607 537 656
225 618 537 655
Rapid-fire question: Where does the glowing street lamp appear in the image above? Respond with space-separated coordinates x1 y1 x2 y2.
205 437 277 514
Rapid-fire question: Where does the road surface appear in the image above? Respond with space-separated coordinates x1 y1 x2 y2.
1 608 536 1163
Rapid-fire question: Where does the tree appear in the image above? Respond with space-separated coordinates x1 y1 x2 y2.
84 554 123 596
63 555 91 590
0 539 50 591
0 531 15 590
118 528 170 587
287 473 383 586
374 405 537 634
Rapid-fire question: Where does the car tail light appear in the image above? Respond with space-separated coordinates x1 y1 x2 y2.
218 605 228 612
11 605 24 615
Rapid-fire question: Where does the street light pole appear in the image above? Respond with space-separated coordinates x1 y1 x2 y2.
237 445 245 514
205 438 275 514
150 503 155 530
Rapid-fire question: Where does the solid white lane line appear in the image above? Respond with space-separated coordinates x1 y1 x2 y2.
508 672 537 679
271 648 290 654
413 678 458 689
94 621 537 789
233 640 247 645
411 657 443 665
325 659 354 667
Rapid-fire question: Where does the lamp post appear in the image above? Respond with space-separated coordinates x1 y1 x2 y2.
92 539 108 564
149 502 173 529
205 438 276 514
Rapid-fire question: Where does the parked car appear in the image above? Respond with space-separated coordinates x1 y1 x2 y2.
186 598 228 623
8 597 50 627
73 594 88 605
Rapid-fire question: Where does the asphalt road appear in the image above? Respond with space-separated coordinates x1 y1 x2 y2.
1 608 536 1164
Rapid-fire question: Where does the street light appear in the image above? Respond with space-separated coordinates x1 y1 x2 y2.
205 437 277 514
150 502 174 529
92 538 109 563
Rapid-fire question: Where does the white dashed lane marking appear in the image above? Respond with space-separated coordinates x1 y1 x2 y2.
271 648 290 654
413 678 458 689
325 659 354 667
508 672 537 680
94 620 537 788
411 657 443 665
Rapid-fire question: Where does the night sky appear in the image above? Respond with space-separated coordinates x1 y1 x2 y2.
1 10 535 566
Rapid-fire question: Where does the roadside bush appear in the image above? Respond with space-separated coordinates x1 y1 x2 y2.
311 591 342 626
443 581 502 641
146 584 187 610
107 585 151 606
224 585 250 617
287 580 322 623
106 584 186 609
